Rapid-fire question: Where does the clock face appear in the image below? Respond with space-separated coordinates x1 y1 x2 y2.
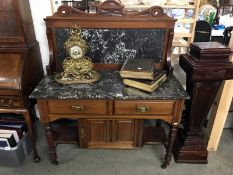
69 46 84 59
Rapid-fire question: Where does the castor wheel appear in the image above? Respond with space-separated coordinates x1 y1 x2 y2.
51 159 59 165
161 163 168 169
33 152 41 163
33 155 41 163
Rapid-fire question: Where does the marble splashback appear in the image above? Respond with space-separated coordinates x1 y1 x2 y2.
55 29 165 67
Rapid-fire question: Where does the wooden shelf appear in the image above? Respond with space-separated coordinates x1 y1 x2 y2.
162 4 195 9
142 126 167 145
170 0 200 59
125 4 195 11
172 39 189 47
51 119 79 144
174 33 192 38
172 46 188 55
177 18 195 23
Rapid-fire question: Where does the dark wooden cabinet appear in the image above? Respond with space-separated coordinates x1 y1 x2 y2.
0 0 37 46
0 0 44 162
173 42 233 163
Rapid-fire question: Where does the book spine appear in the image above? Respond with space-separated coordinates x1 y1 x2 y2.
123 73 167 92
151 75 167 92
123 79 151 92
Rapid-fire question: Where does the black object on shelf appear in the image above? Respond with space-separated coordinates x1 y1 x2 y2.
223 26 233 46
194 21 211 42
61 0 92 12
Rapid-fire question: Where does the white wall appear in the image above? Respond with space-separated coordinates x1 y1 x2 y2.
53 0 62 12
29 0 53 73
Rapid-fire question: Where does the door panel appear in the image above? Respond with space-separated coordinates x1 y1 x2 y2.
84 119 110 148
113 120 135 142
80 119 143 148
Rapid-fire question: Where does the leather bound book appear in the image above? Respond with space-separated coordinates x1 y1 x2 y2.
120 58 155 80
123 71 167 92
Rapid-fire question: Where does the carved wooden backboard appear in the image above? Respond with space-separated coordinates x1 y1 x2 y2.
45 0 176 75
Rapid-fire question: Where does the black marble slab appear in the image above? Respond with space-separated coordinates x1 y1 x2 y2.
30 71 189 100
55 29 165 67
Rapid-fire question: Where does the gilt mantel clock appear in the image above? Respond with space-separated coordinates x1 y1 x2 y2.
55 25 99 84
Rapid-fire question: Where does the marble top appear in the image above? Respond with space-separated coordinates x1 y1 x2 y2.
30 71 189 100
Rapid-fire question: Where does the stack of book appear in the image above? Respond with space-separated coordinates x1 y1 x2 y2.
120 58 167 93
0 114 27 150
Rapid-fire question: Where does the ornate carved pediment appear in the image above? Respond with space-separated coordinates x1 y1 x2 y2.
55 0 168 18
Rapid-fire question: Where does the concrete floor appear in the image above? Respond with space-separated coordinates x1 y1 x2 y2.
0 123 233 175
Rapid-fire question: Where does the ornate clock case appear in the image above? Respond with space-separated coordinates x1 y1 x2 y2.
0 0 44 162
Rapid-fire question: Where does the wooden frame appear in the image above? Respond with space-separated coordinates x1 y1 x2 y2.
44 0 176 76
0 0 44 163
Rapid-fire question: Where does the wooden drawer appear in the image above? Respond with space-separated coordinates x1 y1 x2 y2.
47 100 108 114
114 100 175 115
0 96 22 108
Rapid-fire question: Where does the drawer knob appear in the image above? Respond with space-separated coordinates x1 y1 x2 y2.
71 105 85 111
0 99 13 106
8 99 13 105
136 106 150 113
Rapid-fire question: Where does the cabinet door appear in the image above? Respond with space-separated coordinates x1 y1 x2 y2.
81 119 111 148
112 119 143 147
112 119 135 142
79 119 143 148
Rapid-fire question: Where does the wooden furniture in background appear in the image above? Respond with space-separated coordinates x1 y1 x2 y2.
61 0 90 11
220 0 233 15
170 0 201 57
31 1 189 168
0 0 44 162
174 42 233 163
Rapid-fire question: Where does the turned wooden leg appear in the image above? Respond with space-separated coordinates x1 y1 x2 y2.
44 123 58 165
23 110 40 163
161 123 178 169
